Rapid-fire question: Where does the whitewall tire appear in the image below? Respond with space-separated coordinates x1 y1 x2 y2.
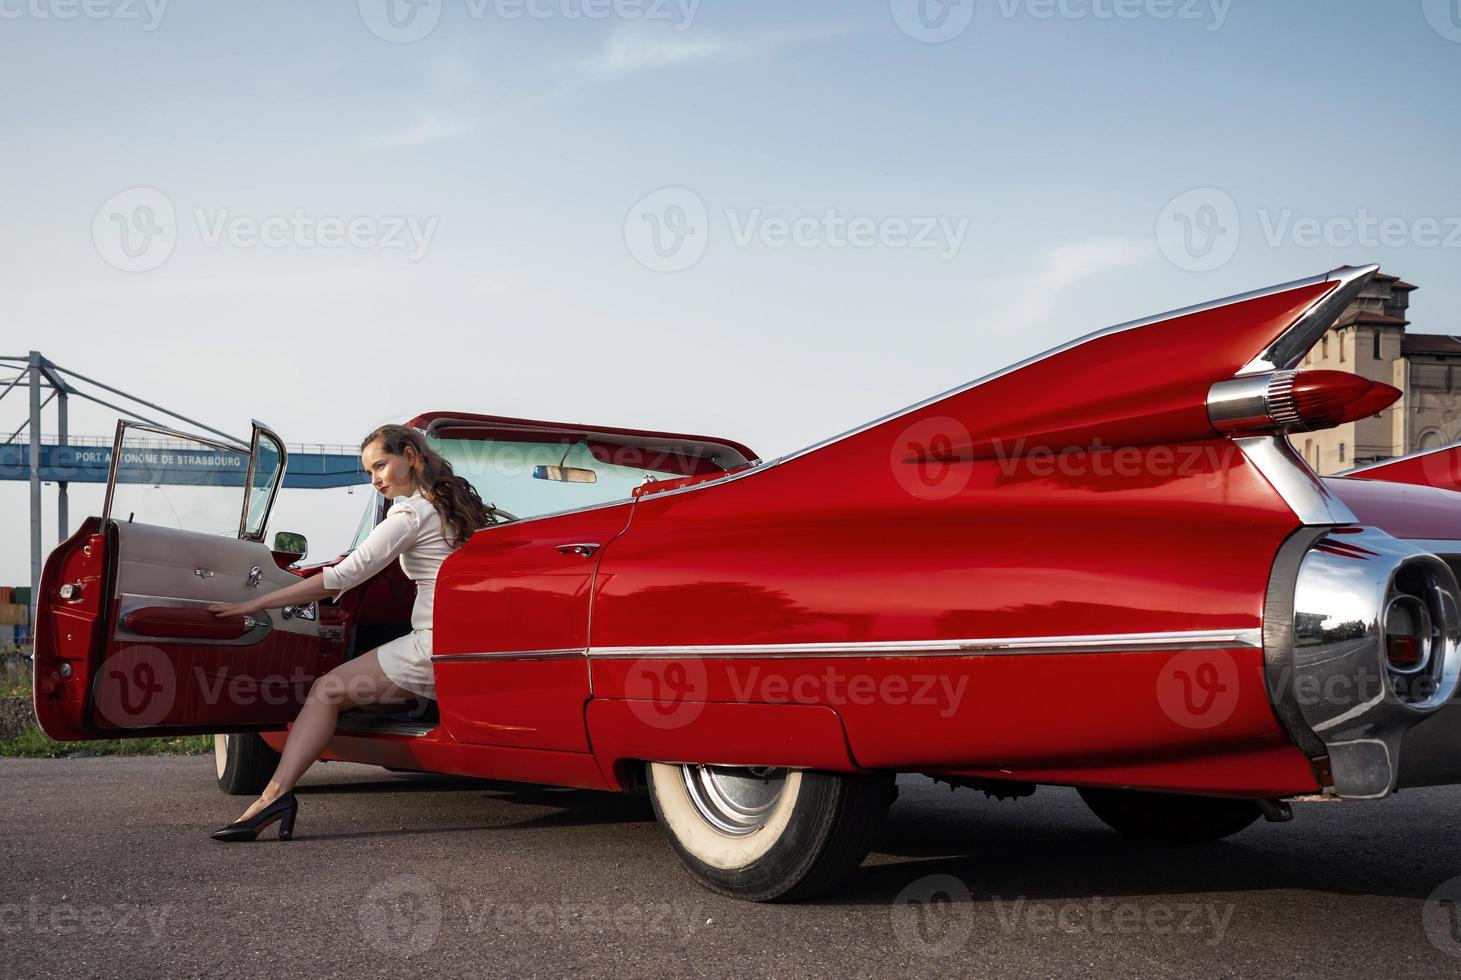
213 733 281 795
647 762 895 902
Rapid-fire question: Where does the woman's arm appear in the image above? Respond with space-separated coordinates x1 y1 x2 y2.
207 573 331 619
208 499 422 619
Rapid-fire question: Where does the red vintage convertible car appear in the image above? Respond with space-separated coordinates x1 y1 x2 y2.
32 264 1461 901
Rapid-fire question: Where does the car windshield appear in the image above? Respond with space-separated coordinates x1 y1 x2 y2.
427 436 710 521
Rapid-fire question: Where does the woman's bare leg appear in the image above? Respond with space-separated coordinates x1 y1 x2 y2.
233 650 416 822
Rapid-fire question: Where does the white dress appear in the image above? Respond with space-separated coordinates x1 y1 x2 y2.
319 487 458 699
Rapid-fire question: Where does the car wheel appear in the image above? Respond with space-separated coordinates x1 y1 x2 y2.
1077 787 1262 842
646 762 894 902
214 733 281 796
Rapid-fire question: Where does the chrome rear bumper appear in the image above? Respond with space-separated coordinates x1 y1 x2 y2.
1266 528 1461 799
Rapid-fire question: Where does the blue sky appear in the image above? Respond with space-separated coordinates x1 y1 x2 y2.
3 0 1461 582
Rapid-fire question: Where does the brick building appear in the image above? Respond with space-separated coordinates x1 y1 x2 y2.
1295 271 1461 474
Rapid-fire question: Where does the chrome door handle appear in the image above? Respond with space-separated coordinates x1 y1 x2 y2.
556 543 601 558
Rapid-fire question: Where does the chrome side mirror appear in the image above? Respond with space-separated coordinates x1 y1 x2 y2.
273 530 308 559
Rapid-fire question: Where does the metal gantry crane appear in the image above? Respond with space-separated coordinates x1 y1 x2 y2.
1 351 249 630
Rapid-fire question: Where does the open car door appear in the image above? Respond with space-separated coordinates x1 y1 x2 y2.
33 420 342 740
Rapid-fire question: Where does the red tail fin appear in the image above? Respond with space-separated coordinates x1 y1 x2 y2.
1341 444 1461 493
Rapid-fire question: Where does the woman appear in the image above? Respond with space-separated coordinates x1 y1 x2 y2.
205 424 492 842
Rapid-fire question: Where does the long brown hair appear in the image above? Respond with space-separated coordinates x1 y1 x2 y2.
361 425 491 549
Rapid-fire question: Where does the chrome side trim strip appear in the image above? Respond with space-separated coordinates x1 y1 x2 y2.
1233 435 1358 526
432 649 586 663
583 628 1262 660
1338 439 1461 477
642 266 1377 507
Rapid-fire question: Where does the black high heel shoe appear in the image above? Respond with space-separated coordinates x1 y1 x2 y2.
209 791 297 842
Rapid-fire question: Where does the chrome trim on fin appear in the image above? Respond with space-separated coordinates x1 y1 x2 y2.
1211 265 1379 527
1233 436 1358 526
1235 264 1380 376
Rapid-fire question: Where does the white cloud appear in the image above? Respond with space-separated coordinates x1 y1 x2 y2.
583 23 858 77
593 33 755 75
979 238 1153 335
366 109 479 149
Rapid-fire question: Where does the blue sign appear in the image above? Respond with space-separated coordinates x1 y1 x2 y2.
0 444 366 489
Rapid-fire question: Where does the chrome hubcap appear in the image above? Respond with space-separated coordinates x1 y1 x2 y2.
681 765 788 836
214 734 228 779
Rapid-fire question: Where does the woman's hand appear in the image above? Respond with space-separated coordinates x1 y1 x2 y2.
208 600 262 619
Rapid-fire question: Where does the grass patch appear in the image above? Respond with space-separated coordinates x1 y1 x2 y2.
1 649 31 697
1 649 212 757
0 722 211 758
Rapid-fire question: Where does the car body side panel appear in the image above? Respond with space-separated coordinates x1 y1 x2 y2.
936 743 1320 798
1325 477 1461 540
257 728 618 791
431 504 635 752
584 700 860 788
32 519 110 741
582 281 1353 795
1339 442 1461 493
584 435 1316 792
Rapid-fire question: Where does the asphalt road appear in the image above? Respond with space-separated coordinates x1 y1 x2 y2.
2 755 1459 978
